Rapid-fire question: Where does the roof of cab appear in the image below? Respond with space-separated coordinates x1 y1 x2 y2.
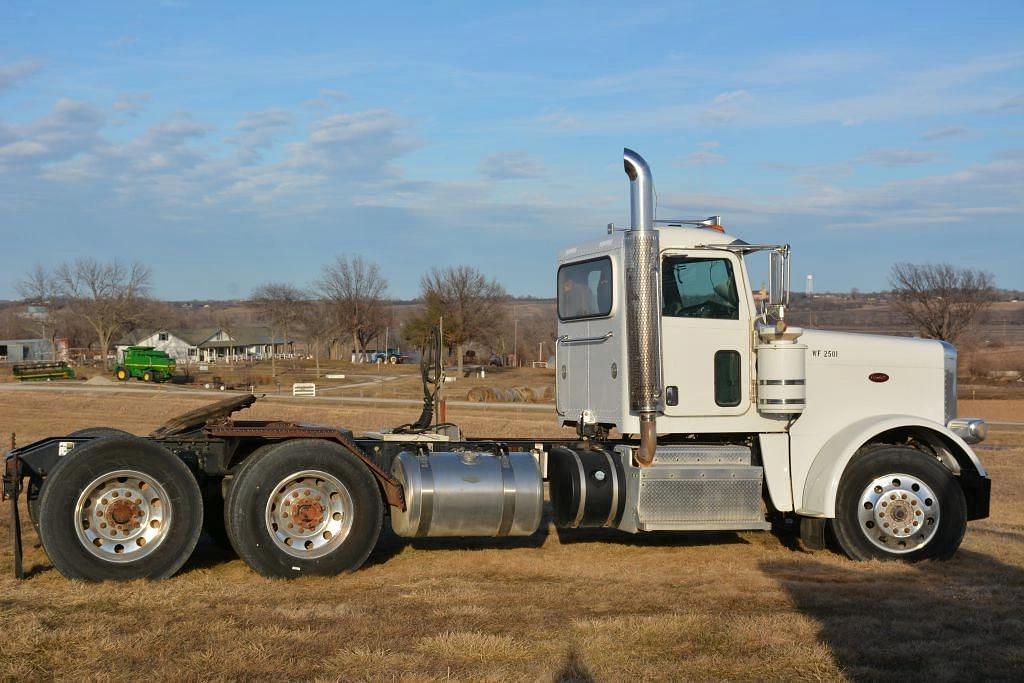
559 226 740 263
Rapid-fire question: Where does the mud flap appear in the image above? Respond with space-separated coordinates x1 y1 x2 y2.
800 516 827 551
3 452 24 579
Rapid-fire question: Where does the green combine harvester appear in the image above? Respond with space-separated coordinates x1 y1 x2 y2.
116 346 176 382
12 361 75 382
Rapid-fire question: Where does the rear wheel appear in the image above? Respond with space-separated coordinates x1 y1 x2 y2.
831 446 966 561
224 439 383 578
116 367 128 381
37 436 203 580
142 370 153 382
28 427 133 536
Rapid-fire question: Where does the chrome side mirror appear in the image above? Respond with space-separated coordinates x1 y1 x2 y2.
768 246 791 309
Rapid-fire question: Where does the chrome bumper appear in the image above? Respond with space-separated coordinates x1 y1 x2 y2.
948 417 987 444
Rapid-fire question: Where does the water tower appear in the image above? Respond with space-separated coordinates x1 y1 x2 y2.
805 274 814 298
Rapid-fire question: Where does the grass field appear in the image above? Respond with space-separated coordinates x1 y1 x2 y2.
1 390 1022 679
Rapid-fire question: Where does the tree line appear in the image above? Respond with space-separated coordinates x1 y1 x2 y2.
13 258 995 373
15 256 554 375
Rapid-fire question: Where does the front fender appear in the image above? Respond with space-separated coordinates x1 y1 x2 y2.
798 414 987 518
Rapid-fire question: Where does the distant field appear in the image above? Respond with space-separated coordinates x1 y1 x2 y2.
1 390 1022 679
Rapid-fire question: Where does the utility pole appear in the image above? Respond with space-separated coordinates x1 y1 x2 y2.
513 307 518 368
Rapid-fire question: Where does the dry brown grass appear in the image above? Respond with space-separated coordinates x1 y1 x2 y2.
1 391 1022 679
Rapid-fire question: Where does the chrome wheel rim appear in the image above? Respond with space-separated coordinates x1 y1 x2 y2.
265 470 354 559
74 469 172 562
857 473 940 553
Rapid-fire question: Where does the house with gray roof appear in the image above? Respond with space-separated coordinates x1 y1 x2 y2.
116 327 293 364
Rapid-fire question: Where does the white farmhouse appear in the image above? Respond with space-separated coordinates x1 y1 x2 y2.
116 327 293 364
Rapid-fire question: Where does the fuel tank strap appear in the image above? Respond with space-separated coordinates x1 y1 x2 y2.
497 455 517 537
415 455 435 538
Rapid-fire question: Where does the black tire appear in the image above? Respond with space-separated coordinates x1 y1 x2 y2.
116 367 129 381
27 427 134 537
37 436 203 581
224 439 383 578
831 446 967 561
142 370 153 382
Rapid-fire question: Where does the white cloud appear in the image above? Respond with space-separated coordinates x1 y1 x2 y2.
1000 94 1024 111
0 60 42 91
681 150 726 166
478 151 544 180
658 155 1024 235
698 90 752 124
859 149 937 166
921 126 969 141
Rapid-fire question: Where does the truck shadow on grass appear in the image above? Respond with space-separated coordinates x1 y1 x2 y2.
553 525 751 549
759 548 1024 679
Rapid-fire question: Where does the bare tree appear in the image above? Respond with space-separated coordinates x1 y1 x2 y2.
517 306 557 366
298 300 334 378
250 282 306 378
889 262 995 344
22 259 152 368
16 264 60 360
316 255 388 363
409 265 508 372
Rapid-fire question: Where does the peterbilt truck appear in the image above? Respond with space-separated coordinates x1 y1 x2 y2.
3 149 989 581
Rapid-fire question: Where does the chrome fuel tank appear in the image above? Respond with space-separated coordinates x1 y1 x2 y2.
390 451 543 538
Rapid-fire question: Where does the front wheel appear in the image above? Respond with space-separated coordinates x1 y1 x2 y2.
831 446 966 561
224 439 383 578
116 367 128 381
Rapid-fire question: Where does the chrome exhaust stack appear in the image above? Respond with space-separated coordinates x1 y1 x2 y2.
622 148 662 466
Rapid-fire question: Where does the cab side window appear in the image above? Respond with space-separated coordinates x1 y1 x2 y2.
662 257 739 320
558 257 612 320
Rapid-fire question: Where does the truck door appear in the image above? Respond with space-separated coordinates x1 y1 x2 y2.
661 251 751 417
555 256 616 422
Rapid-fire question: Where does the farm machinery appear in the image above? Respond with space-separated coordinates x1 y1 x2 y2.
3 149 990 581
11 361 75 382
115 346 176 383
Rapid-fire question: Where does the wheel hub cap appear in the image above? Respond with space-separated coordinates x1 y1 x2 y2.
857 473 939 553
265 470 354 559
74 469 172 562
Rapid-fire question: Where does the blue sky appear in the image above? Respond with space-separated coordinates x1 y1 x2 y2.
1 1 1022 299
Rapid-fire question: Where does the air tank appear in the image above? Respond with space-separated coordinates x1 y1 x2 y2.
390 451 543 538
756 325 807 415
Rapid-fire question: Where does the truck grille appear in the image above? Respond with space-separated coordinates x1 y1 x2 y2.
942 341 957 423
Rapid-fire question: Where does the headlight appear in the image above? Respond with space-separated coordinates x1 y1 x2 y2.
948 418 987 444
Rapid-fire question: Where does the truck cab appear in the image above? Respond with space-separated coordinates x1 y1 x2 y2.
551 148 990 558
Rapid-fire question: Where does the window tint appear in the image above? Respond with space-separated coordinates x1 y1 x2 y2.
714 350 742 406
662 257 739 320
558 257 612 320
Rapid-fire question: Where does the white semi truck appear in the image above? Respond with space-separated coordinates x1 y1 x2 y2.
3 149 990 581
